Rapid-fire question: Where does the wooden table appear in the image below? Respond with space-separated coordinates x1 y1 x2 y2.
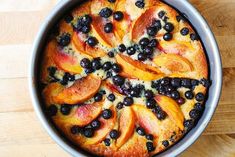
0 0 234 156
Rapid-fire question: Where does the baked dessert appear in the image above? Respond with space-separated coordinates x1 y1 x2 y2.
40 0 211 156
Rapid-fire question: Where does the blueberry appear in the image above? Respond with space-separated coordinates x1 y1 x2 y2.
112 75 125 86
144 46 153 56
158 10 166 18
166 85 174 92
60 104 71 115
184 119 194 131
94 93 103 102
109 129 119 139
151 80 160 88
113 11 124 21
64 14 74 23
148 39 158 47
60 77 68 85
85 68 94 74
104 22 113 33
80 58 91 69
138 53 147 61
164 22 174 32
135 0 145 8
177 97 185 105
152 20 161 29
163 33 173 41
180 27 189 36
195 92 205 102
194 103 204 112
47 105 57 116
108 93 116 102
108 0 116 3
116 102 124 109
70 125 80 134
160 77 171 85
144 90 154 99
103 61 112 71
123 97 134 106
200 78 211 88
118 44 126 52
191 79 199 87
156 110 166 120
162 140 169 147
146 134 154 141
185 91 194 99
87 36 98 47
104 138 111 146
82 15 92 26
146 99 156 109
83 128 94 138
129 87 140 97
190 33 199 41
139 38 150 47
108 51 114 58
63 72 75 82
92 58 102 70
126 46 136 55
48 66 57 78
81 25 90 34
146 142 155 152
58 33 71 47
91 120 101 129
112 63 121 73
99 7 113 18
181 78 191 88
147 27 157 36
171 91 180 100
189 109 201 120
136 127 145 136
102 109 112 119
176 15 185 22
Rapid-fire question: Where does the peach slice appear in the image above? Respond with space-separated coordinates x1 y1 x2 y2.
90 0 114 15
131 7 159 42
91 15 120 48
85 106 117 145
132 105 160 137
53 51 82 74
157 40 195 55
72 31 106 58
42 83 64 105
153 53 193 72
72 0 91 17
155 95 184 130
116 54 163 81
54 101 103 127
55 75 102 104
116 107 135 148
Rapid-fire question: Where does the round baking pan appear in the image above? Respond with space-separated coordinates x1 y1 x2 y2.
29 0 223 156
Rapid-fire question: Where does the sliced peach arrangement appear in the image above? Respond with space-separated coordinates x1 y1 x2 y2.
116 54 163 81
55 101 103 127
53 50 83 74
55 75 102 104
155 95 184 130
72 32 106 58
153 53 193 73
85 106 117 145
132 105 160 138
116 107 135 148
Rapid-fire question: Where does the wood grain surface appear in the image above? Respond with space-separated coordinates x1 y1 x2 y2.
0 0 234 156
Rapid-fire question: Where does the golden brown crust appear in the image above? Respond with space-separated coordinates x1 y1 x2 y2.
40 0 209 156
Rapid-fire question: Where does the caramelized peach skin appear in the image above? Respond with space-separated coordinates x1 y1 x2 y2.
72 32 106 58
42 83 64 105
55 75 102 104
85 106 117 145
116 107 135 148
54 51 82 74
132 105 160 137
91 15 120 48
116 54 164 81
153 53 193 72
155 95 184 130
